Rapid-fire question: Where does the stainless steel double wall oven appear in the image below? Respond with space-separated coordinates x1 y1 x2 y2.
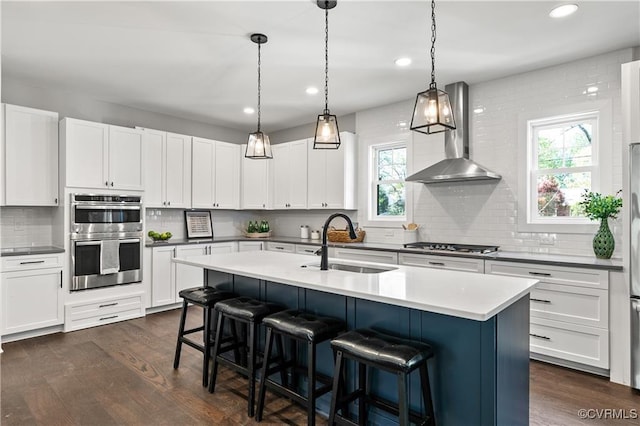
70 194 143 291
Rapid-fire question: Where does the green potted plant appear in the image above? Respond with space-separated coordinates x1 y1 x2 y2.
579 189 623 259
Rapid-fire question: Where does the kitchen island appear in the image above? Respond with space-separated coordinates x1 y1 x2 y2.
174 251 538 425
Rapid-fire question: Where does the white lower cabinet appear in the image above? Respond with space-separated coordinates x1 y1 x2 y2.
64 293 144 332
331 247 398 264
1 255 64 335
265 242 295 253
398 253 484 273
485 260 609 370
296 244 320 256
239 241 264 251
152 242 238 307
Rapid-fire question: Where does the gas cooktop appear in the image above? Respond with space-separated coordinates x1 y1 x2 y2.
403 242 499 254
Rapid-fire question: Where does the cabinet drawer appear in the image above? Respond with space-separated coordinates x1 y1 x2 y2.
65 292 144 331
238 241 263 252
332 248 398 265
2 253 63 271
296 244 320 256
399 253 484 273
66 308 144 331
485 261 608 290
530 283 608 328
529 317 609 369
265 242 295 253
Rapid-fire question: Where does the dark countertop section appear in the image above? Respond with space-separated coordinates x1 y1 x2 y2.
1 246 65 257
145 236 623 271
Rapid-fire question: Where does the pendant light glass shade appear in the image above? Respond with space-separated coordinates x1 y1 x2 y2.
410 0 455 135
410 85 455 134
313 0 340 149
245 33 273 159
314 110 340 149
245 131 272 159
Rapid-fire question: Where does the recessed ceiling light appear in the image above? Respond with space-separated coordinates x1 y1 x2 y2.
586 86 599 93
549 4 578 18
394 57 412 67
243 107 255 114
306 86 319 95
473 107 485 114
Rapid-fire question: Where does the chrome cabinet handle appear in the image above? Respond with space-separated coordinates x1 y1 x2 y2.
529 272 552 277
167 201 171 206
99 302 118 308
100 315 118 321
530 298 552 304
530 333 551 340
54 198 58 204
105 181 109 187
428 261 445 266
110 182 114 187
19 260 45 265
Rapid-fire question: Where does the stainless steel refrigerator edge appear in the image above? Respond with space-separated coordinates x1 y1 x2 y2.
629 143 640 389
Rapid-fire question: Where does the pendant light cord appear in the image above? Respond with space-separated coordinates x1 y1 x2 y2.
324 1 329 114
429 0 437 89
257 41 262 132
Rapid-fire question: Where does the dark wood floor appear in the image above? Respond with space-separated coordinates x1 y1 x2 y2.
1 308 639 425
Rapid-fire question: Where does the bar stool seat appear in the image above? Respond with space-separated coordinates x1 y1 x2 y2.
208 296 284 417
328 329 436 426
256 309 346 426
173 286 235 387
330 329 434 372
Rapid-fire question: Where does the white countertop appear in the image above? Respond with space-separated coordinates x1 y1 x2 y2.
173 251 538 321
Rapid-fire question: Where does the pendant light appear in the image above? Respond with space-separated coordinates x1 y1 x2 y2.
410 0 455 135
313 0 340 149
245 33 273 159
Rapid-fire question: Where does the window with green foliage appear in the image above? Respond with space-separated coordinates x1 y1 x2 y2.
528 111 599 224
371 143 406 220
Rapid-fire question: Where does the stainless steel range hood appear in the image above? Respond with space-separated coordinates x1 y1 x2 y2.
405 81 501 184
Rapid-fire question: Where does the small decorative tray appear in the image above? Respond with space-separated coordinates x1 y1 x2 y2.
243 231 272 239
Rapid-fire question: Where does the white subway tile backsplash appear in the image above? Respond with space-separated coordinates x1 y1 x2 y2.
0 207 55 247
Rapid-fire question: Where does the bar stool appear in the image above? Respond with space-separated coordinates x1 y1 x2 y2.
255 309 346 426
208 296 284 417
173 286 235 387
328 329 436 426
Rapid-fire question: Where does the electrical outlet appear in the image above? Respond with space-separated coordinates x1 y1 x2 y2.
539 234 556 245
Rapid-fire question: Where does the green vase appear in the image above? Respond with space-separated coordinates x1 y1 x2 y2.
592 218 614 259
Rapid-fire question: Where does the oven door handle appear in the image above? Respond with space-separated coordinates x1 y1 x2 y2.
75 241 102 246
119 239 141 244
75 205 141 210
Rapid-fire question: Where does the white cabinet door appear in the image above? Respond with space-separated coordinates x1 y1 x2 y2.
2 104 59 206
191 137 215 208
398 253 485 273
151 245 176 307
307 132 356 209
214 142 241 209
272 140 308 209
64 118 109 189
1 268 63 335
108 125 144 191
242 145 270 209
143 129 165 207
332 247 398 264
164 133 191 208
175 245 207 298
271 144 289 209
209 242 238 253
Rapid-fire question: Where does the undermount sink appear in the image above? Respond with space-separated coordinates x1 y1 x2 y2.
303 262 397 274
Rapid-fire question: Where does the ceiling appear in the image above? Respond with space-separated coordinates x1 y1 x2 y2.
2 1 639 133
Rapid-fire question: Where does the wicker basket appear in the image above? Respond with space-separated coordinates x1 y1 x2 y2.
326 227 365 243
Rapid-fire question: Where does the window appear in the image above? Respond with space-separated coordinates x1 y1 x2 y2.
370 143 407 221
526 110 603 226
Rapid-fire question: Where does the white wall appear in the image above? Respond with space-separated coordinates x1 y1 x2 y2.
357 48 635 258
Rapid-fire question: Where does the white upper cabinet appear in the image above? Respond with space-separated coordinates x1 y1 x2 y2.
192 137 240 209
271 139 308 209
62 118 144 191
141 128 191 208
241 144 271 209
307 131 357 209
2 104 59 206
